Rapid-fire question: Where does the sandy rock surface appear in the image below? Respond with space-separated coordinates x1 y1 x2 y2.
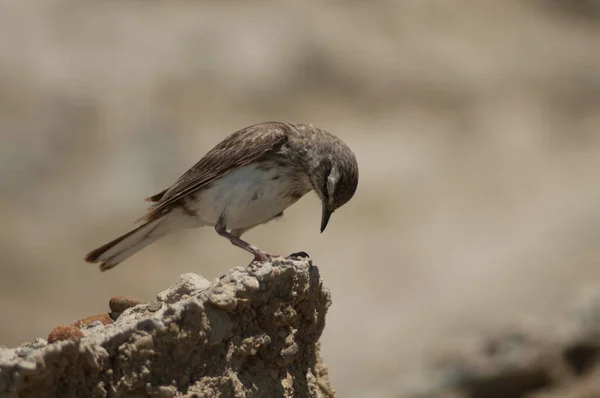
0 257 335 398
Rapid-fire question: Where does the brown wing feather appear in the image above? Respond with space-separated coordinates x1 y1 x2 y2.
144 122 290 220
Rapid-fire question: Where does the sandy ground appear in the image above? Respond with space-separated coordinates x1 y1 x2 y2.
1 1 600 396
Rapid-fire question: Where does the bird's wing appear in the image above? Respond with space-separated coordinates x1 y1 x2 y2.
144 122 289 220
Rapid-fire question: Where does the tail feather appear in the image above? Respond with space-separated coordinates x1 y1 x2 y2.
85 218 166 271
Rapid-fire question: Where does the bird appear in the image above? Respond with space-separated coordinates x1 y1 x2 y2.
84 121 359 271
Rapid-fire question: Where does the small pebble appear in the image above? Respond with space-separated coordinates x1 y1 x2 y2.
148 300 162 312
134 335 154 350
155 386 176 397
47 325 84 343
279 342 299 366
31 337 47 348
208 284 237 311
168 322 180 334
73 313 114 328
242 277 260 292
156 273 211 303
281 342 299 357
209 294 237 311
109 295 145 313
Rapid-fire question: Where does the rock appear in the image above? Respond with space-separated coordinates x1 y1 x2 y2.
156 273 211 304
73 313 114 328
47 325 84 344
109 295 145 313
0 257 336 398
147 300 163 312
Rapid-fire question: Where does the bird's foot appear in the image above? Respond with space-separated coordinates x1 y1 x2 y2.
252 250 279 262
252 250 310 262
287 251 310 259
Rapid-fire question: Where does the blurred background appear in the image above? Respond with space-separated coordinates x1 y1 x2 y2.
2 0 600 396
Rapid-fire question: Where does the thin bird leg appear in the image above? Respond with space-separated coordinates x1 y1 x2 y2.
215 214 275 262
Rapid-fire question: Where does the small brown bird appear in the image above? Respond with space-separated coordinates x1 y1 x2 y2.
85 121 359 271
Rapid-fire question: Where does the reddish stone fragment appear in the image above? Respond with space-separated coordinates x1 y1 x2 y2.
73 313 114 328
47 325 84 344
109 295 145 313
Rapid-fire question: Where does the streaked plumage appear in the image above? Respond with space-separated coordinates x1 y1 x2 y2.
85 121 358 271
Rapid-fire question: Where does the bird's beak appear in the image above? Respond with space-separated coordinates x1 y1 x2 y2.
320 204 332 233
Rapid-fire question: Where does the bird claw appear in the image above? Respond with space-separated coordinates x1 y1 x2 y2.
251 251 310 262
287 251 310 259
251 251 278 262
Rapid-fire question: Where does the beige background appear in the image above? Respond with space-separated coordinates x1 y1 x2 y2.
2 1 600 396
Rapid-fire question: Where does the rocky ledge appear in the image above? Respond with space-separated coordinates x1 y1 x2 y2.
0 257 336 398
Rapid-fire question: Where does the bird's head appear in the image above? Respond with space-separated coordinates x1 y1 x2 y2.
311 149 359 233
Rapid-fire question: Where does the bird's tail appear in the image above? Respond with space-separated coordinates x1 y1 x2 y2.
84 217 166 271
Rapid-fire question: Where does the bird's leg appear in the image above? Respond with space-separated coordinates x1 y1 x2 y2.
215 215 276 262
220 230 273 261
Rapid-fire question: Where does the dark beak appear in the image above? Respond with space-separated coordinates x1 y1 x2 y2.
320 204 332 233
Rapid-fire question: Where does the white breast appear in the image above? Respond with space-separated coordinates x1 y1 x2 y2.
187 163 312 230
